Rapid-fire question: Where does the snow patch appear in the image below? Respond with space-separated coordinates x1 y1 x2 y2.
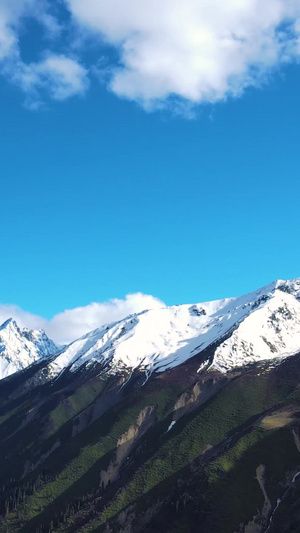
167 421 176 432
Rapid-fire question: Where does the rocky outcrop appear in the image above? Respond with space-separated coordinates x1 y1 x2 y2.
100 405 156 488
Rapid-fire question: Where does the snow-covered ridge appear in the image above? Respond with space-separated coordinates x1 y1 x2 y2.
2 278 300 381
47 278 300 377
0 319 59 380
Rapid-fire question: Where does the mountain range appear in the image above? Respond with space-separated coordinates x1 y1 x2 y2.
1 279 300 532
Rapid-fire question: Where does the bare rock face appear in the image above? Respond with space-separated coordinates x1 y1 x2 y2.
100 405 156 488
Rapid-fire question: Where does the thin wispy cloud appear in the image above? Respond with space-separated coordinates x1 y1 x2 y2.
0 294 166 345
0 0 300 110
0 0 88 106
4 54 89 109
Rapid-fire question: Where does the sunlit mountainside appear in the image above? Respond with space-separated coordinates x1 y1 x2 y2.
1 279 300 532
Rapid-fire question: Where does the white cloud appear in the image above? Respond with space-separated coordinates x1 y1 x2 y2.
7 54 89 106
0 0 89 105
0 304 45 331
0 1 29 60
1 0 300 110
37 55 89 100
0 0 59 58
0 293 166 345
65 0 300 108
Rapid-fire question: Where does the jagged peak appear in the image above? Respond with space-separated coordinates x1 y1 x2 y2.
275 278 300 298
0 318 19 332
1 277 300 382
234 278 300 309
0 319 53 341
0 319 59 381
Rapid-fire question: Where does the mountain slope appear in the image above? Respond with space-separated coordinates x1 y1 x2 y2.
1 343 300 533
45 278 300 379
2 278 300 384
0 319 59 380
0 279 300 533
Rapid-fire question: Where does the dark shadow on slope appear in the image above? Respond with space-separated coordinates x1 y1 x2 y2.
4 349 300 533
92 423 300 533
13 366 265 532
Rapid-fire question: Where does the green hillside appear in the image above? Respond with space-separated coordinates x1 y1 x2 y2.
0 352 300 533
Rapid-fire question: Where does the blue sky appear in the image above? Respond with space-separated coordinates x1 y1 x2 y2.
0 0 300 340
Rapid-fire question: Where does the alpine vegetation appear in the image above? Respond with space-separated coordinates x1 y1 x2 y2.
1 279 300 532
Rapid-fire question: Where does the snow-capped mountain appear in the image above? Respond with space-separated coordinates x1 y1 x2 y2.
2 278 300 382
47 278 300 378
0 318 59 379
2 280 300 533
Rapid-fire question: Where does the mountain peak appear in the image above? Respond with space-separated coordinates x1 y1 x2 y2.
275 278 300 299
0 320 59 380
0 318 19 331
46 277 300 379
1 278 300 382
